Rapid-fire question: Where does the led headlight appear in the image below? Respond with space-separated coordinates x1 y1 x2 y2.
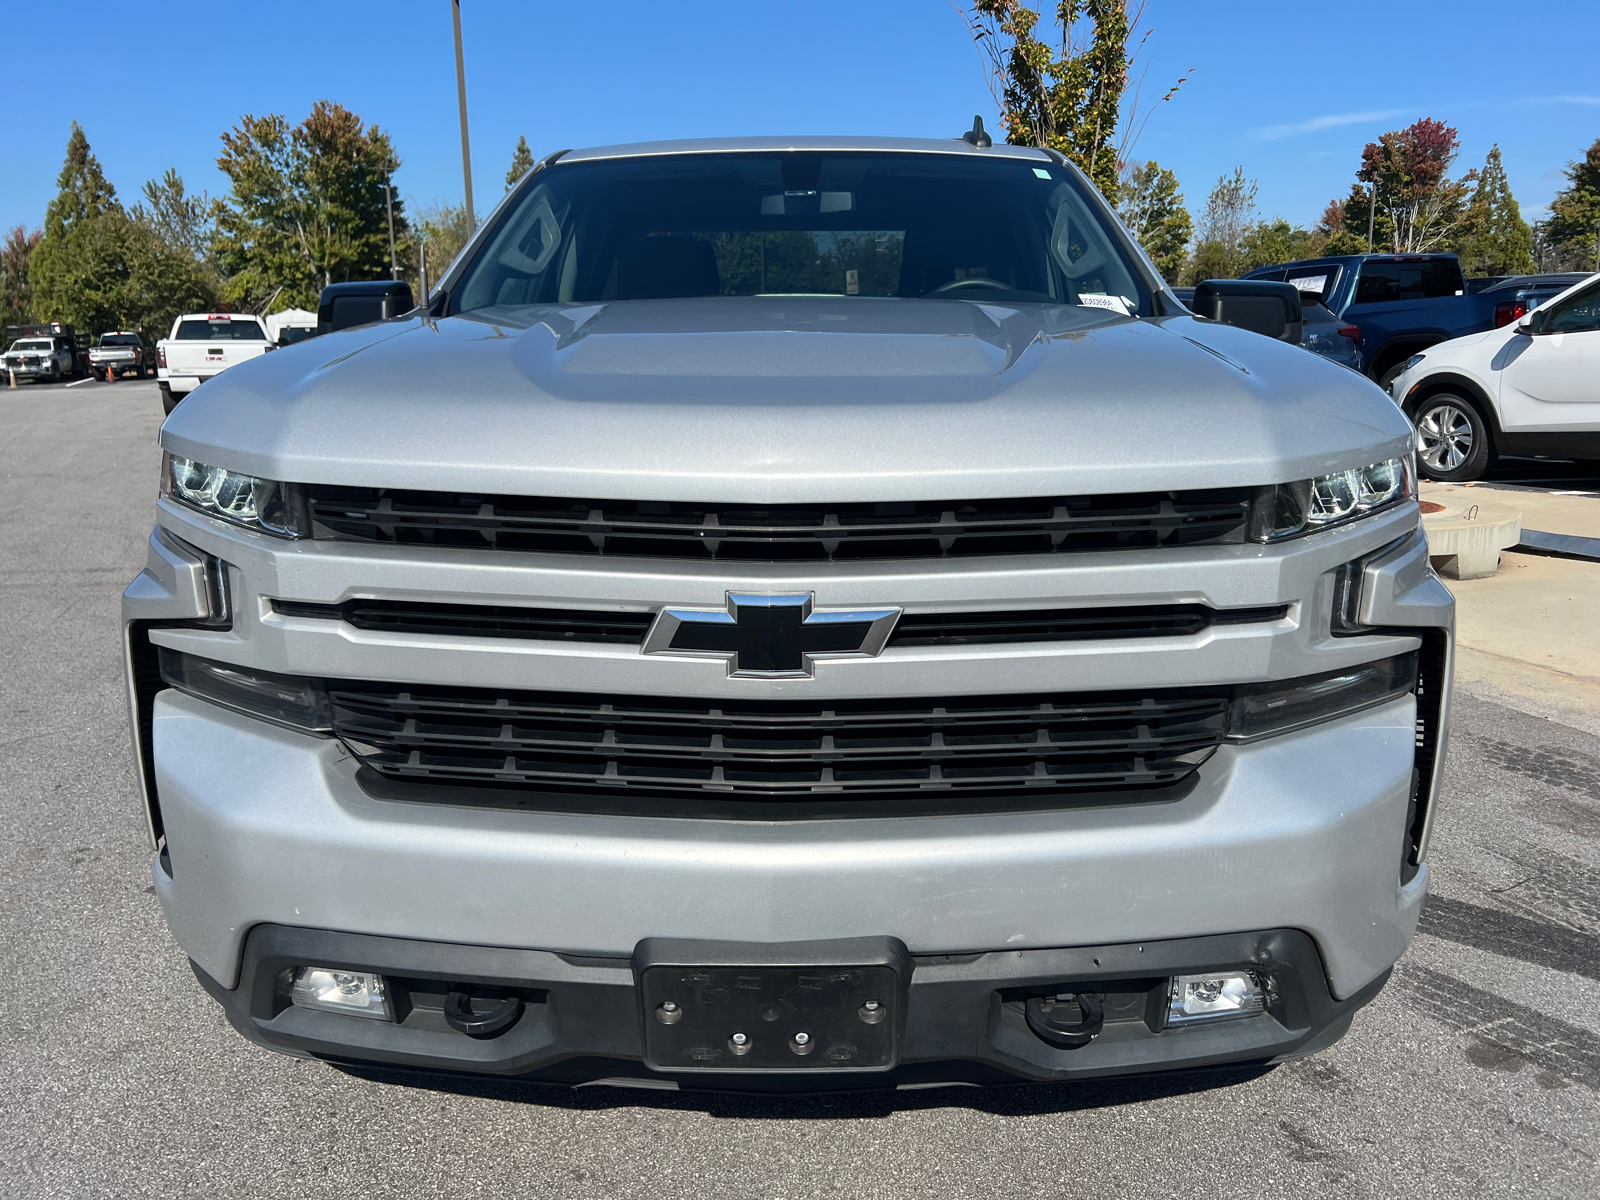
162 453 305 537
1251 454 1415 542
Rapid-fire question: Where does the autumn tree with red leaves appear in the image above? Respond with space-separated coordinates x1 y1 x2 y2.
1331 118 1475 254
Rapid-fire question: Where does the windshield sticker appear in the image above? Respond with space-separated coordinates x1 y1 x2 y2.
1078 293 1132 315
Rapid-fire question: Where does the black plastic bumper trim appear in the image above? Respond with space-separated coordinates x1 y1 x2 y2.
194 924 1389 1091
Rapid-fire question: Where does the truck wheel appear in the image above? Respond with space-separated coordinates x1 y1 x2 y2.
160 383 180 414
49 363 61 383
1412 393 1494 482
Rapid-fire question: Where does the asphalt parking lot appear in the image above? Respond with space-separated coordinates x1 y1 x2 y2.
2 379 1597 1198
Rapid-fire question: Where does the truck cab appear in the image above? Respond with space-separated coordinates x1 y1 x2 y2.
1244 254 1495 389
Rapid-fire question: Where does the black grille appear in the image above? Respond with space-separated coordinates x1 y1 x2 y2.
276 598 1285 648
274 598 653 644
330 682 1230 808
888 604 1286 647
305 486 1253 563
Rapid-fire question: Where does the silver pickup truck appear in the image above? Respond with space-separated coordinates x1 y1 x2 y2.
124 135 1452 1092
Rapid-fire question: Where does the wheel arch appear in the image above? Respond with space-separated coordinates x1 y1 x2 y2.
1368 333 1450 383
1401 371 1504 443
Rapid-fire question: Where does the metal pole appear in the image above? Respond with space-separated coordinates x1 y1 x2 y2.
382 182 398 279
451 0 475 234
1366 182 1376 253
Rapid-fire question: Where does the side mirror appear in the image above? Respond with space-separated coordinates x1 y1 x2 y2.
316 280 418 334
1515 309 1547 337
1190 279 1304 344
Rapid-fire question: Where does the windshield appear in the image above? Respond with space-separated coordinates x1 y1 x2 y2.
450 152 1149 316
10 340 51 351
98 334 142 346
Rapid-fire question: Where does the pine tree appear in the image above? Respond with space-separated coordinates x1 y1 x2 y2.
31 122 120 323
1116 160 1190 281
1455 145 1534 277
506 135 535 190
1542 138 1600 271
1 226 42 328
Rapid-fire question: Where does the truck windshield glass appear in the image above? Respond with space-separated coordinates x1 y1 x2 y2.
10 340 51 351
451 152 1149 316
176 319 265 340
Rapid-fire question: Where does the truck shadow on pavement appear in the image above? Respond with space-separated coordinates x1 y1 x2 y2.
332 1062 1275 1119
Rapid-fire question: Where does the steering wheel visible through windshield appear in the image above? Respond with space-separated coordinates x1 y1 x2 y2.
449 151 1149 317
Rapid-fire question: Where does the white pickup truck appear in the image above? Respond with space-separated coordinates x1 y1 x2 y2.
156 312 273 413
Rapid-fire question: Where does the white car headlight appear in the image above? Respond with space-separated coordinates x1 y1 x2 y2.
1250 455 1416 542
162 453 305 537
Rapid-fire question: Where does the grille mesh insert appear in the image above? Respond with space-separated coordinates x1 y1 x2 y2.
330 682 1230 804
306 487 1254 563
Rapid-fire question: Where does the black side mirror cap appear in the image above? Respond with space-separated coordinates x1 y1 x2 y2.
316 280 418 334
1191 279 1304 344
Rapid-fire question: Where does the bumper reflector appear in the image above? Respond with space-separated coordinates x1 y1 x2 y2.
1167 972 1265 1026
290 967 393 1021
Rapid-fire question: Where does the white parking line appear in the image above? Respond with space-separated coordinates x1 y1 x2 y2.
65 377 95 387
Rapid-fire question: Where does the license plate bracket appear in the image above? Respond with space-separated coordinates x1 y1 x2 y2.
640 960 901 1071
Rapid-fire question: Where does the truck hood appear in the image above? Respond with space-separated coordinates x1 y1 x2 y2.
161 297 1415 503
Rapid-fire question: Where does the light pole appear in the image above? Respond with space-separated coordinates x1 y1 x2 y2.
380 180 398 280
452 0 475 235
1366 181 1376 253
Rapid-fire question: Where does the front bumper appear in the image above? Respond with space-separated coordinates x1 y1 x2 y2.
195 923 1387 1089
150 684 1427 1001
127 495 1452 1074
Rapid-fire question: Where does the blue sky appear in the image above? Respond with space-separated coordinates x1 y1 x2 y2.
5 0 1597 237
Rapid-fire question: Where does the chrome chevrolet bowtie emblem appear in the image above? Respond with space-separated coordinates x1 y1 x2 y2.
642 593 900 678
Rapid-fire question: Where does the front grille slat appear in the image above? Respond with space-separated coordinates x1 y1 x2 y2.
307 486 1253 564
330 682 1230 806
275 598 1286 648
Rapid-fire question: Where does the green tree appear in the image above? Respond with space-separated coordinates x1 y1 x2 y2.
28 124 218 336
1240 219 1318 273
1315 197 1368 256
214 101 409 310
966 1 1132 196
1116 160 1190 280
506 135 535 190
416 199 477 281
31 121 120 324
1 226 42 329
1184 166 1256 281
1452 146 1534 276
1541 137 1600 272
134 168 216 262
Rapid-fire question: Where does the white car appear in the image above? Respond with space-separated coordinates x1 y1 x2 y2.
1390 272 1600 480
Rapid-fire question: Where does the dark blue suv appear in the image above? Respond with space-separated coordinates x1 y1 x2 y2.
1243 254 1499 390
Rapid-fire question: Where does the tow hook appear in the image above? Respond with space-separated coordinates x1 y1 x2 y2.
443 989 524 1038
1025 991 1105 1049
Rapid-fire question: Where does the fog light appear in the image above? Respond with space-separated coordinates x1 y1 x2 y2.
1167 972 1265 1027
290 967 394 1021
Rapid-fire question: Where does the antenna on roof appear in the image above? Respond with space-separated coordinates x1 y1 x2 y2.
961 116 992 148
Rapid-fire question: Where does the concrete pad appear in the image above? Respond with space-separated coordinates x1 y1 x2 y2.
1443 480 1600 538
1418 486 1521 579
